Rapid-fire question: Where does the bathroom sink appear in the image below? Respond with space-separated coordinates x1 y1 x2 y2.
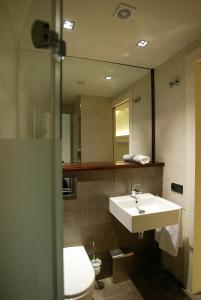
109 193 181 233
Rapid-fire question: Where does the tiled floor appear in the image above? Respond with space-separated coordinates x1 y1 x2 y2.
93 278 143 300
133 265 190 300
93 265 200 300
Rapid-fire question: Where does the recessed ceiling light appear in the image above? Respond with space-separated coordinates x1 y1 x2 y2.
105 76 112 80
137 40 149 47
63 20 75 30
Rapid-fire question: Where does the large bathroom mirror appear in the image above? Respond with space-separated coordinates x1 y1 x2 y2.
62 57 152 163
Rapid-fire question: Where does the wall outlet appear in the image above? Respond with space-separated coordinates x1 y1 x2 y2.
171 183 183 194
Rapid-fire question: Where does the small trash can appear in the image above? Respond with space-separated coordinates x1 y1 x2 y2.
110 248 134 283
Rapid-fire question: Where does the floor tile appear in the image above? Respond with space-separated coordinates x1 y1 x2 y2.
93 267 193 300
93 278 143 300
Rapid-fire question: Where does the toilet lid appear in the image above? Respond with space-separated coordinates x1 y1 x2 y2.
63 246 95 297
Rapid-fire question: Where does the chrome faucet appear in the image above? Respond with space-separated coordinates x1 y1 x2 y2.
130 183 145 214
130 182 142 198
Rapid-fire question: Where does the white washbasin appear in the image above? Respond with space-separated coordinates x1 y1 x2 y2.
109 193 181 233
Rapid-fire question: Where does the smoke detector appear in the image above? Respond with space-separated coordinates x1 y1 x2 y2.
113 3 136 20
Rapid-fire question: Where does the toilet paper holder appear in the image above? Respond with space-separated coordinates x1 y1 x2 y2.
63 177 77 200
91 242 105 290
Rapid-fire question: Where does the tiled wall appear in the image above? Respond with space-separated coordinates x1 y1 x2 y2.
63 166 163 278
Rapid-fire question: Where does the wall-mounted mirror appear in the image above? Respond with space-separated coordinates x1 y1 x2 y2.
62 57 152 163
114 101 130 162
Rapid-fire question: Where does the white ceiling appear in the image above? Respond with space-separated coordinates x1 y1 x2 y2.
63 0 201 67
62 57 149 103
62 0 201 103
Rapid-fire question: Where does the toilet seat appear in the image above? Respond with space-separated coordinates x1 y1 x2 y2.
63 246 95 299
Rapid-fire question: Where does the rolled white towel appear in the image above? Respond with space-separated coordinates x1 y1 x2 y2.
133 154 150 165
123 154 134 162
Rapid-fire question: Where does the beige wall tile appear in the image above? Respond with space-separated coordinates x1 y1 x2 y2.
81 95 113 162
63 167 163 277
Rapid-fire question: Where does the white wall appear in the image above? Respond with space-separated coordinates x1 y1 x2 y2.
186 47 201 294
155 38 201 293
113 73 152 157
132 73 152 157
193 62 201 294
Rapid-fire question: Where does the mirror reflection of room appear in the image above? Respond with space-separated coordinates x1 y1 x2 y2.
114 101 129 162
62 57 152 164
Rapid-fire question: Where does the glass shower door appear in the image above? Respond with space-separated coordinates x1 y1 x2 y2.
0 0 63 299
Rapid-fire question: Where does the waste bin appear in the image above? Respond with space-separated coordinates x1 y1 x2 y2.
110 247 134 283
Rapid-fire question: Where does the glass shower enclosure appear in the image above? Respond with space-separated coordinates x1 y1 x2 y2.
0 0 63 299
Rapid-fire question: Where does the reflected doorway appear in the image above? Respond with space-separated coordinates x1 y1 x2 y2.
113 101 129 162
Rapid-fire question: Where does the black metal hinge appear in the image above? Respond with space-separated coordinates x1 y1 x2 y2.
31 20 66 57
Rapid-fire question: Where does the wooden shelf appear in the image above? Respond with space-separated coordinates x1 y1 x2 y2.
63 161 164 171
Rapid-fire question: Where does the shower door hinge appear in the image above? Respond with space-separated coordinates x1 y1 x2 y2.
31 20 66 57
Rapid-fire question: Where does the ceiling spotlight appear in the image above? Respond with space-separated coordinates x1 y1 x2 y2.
63 20 75 30
105 76 112 80
137 40 149 48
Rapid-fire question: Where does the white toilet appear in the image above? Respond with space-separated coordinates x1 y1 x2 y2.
63 246 95 300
